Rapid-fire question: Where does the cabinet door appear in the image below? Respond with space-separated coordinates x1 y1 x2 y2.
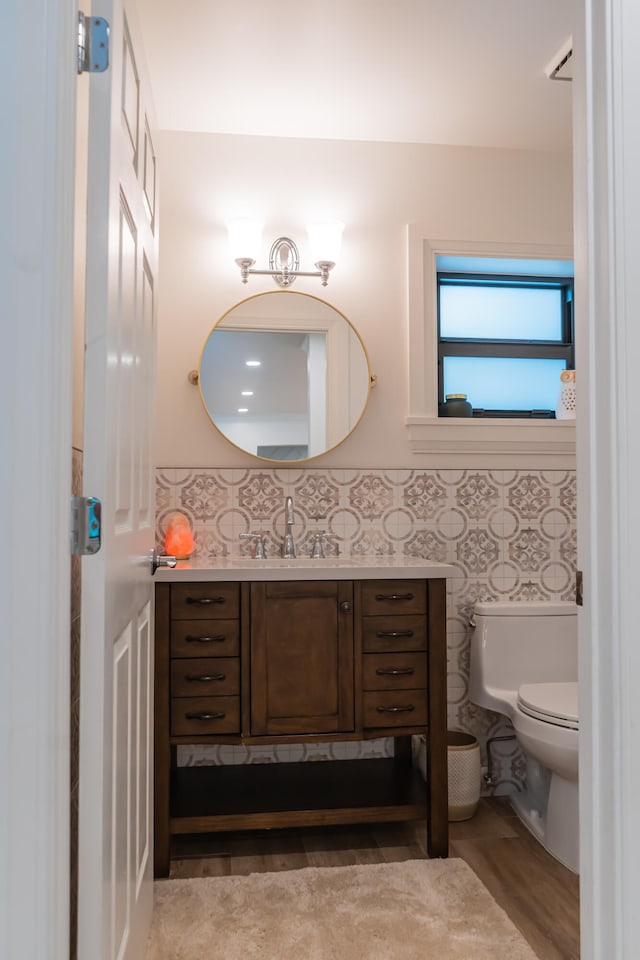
250 581 354 736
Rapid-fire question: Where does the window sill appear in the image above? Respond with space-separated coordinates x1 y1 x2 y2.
405 417 576 468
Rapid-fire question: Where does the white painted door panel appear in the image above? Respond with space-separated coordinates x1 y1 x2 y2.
78 1 157 958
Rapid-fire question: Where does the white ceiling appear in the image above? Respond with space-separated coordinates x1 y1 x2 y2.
137 0 574 152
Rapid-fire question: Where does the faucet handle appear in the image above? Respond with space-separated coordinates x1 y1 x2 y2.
310 531 337 559
240 532 267 559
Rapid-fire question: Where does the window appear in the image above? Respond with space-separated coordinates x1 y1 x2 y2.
437 257 574 418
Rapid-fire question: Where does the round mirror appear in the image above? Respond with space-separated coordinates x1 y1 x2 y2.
198 291 372 462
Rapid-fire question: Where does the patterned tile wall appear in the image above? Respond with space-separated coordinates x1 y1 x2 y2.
156 467 577 792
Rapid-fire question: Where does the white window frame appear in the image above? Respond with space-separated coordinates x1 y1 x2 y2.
405 227 576 467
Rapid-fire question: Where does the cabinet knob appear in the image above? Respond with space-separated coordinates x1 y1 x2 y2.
339 601 351 613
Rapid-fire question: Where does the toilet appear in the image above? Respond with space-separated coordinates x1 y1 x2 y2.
469 600 579 873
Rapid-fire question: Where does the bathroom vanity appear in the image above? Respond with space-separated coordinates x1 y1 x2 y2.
153 557 450 876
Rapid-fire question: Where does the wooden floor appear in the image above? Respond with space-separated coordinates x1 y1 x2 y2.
167 797 580 960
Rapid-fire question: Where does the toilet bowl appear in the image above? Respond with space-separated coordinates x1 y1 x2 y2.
469 601 579 873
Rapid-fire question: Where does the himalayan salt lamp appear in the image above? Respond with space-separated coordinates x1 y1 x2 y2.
164 512 194 560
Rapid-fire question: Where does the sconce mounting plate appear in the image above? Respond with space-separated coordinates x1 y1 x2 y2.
269 237 300 287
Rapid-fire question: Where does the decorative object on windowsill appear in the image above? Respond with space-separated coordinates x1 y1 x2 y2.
164 512 194 560
228 218 344 287
555 370 576 419
440 393 473 417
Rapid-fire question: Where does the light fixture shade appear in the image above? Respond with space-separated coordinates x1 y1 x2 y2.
227 218 263 261
307 220 344 265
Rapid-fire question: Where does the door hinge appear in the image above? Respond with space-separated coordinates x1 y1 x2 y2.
71 496 102 556
77 11 110 74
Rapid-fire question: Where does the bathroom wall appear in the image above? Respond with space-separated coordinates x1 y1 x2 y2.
153 129 575 791
157 465 576 790
154 131 573 469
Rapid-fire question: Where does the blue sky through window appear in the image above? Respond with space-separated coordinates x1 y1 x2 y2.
439 284 564 340
443 357 567 410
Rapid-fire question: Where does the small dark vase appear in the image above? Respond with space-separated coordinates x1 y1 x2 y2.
440 393 473 417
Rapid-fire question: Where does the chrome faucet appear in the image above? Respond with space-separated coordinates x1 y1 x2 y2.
239 532 267 559
282 496 296 558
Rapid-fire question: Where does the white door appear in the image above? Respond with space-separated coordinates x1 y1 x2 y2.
77 1 158 957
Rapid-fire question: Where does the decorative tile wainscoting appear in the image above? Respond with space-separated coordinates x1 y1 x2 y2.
156 467 577 793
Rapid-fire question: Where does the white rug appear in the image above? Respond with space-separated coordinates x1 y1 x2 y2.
146 858 538 959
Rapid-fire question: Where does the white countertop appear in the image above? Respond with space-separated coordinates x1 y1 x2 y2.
154 556 453 582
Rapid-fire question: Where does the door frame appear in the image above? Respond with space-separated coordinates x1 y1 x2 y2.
0 3 76 959
574 1 640 956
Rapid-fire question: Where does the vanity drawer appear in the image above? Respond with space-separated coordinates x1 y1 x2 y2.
363 652 427 691
361 615 427 653
170 620 240 658
171 696 240 736
171 658 239 697
363 690 427 729
360 580 426 616
171 582 239 620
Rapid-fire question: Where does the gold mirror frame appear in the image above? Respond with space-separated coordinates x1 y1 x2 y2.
196 290 373 463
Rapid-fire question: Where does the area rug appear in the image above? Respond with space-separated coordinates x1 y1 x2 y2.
145 858 538 959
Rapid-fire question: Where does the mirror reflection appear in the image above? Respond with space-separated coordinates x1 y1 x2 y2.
198 291 371 461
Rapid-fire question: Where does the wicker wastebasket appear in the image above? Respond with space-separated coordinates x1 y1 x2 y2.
447 730 481 821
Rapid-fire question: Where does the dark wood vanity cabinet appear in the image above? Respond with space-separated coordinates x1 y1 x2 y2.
166 582 241 737
251 580 355 736
154 576 448 876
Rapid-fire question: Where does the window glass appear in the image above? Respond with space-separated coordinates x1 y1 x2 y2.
439 284 564 341
435 256 574 277
443 357 568 411
436 256 574 418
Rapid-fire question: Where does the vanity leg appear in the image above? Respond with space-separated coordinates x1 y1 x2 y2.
426 579 449 858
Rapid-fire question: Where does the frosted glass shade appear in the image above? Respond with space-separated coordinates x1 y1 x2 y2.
307 221 344 264
228 218 263 261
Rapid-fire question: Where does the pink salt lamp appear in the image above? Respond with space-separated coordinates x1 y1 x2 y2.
164 513 194 560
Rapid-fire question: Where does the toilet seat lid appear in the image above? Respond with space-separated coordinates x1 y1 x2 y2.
517 682 579 729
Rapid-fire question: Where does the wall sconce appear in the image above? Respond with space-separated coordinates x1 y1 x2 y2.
228 218 344 287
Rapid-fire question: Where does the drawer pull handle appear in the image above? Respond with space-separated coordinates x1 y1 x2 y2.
375 667 414 677
185 635 226 644
185 711 226 721
185 674 226 683
375 593 414 602
186 596 226 605
376 704 415 714
375 630 414 639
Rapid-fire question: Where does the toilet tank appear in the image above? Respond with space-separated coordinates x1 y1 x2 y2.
469 601 577 714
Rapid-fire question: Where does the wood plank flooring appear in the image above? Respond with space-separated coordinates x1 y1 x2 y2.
166 797 580 960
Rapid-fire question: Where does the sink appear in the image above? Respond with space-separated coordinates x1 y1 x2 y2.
222 556 449 569
225 557 358 568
